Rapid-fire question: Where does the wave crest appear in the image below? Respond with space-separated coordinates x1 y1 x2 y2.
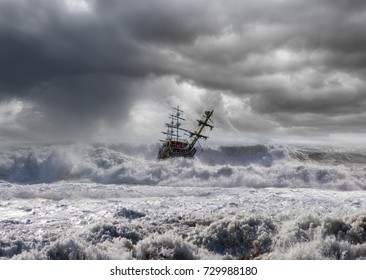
0 143 365 191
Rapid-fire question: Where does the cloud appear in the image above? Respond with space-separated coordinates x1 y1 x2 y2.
0 0 365 144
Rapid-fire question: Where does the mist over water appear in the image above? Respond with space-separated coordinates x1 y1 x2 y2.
1 143 366 259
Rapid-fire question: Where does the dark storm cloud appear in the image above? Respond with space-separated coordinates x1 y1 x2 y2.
0 0 161 89
172 0 366 135
0 0 220 90
0 0 180 140
106 0 220 44
0 0 366 142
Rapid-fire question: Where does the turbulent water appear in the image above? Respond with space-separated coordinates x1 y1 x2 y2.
1 143 366 260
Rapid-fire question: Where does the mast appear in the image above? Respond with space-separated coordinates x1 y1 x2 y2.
161 106 185 142
188 110 214 149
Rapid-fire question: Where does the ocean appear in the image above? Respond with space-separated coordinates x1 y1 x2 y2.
1 143 366 260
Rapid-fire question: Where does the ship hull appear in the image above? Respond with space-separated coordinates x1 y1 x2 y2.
157 141 196 160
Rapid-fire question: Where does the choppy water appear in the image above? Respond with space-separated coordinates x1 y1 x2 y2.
1 143 366 259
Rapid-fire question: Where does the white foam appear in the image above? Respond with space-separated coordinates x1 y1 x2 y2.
1 143 365 190
1 143 366 259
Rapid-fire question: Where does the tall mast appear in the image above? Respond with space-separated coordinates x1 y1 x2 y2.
189 110 214 149
173 106 183 141
161 106 185 142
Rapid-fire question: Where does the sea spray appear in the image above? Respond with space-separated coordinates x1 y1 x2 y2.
1 143 365 190
1 143 366 259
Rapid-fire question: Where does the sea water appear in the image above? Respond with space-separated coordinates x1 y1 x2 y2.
1 143 366 259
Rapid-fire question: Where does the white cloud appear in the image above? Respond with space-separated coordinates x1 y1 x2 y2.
64 0 93 13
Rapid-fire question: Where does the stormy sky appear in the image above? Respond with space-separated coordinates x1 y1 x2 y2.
1 0 366 145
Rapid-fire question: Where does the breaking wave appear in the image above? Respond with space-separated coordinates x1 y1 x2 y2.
0 143 366 191
2 143 366 260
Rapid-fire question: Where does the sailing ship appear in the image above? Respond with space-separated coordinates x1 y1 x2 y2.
157 107 214 160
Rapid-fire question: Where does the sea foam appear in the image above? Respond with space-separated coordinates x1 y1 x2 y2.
1 143 366 260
